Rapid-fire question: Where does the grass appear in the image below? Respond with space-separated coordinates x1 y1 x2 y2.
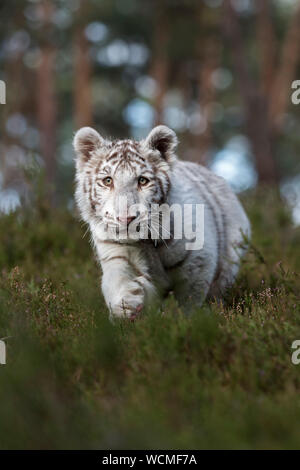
0 189 299 449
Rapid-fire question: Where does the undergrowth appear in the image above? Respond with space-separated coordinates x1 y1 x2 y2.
0 189 299 449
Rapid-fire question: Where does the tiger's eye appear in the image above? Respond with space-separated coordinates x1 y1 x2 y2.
103 177 113 186
138 176 149 186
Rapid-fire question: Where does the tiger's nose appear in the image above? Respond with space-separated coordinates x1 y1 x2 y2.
117 215 136 226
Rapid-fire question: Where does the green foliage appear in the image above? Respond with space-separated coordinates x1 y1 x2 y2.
0 191 299 449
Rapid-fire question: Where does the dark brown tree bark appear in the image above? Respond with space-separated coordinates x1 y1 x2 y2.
73 1 93 129
195 36 220 165
151 2 169 125
37 46 57 189
256 0 277 97
36 0 57 200
269 2 300 131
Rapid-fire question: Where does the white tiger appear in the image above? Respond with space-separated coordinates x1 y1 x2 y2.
73 125 250 319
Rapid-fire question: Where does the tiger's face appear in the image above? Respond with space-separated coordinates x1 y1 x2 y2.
74 125 178 241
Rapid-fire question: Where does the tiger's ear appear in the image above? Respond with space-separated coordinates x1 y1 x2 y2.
144 125 178 162
73 127 105 163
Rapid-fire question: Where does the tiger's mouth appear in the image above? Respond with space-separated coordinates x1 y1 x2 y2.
103 216 152 241
101 204 169 242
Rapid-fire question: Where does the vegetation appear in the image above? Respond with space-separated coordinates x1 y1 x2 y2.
0 1 300 450
0 190 299 449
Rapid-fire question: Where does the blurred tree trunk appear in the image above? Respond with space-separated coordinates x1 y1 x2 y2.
269 2 300 132
36 0 57 201
195 36 220 165
73 1 93 129
224 0 277 185
256 0 277 97
151 2 169 125
224 0 300 185
181 4 221 166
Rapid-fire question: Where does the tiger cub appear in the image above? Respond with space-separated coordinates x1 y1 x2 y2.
74 125 250 319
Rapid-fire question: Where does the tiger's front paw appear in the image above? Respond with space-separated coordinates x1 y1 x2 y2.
108 281 145 319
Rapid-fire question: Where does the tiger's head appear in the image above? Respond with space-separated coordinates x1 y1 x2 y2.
73 125 178 241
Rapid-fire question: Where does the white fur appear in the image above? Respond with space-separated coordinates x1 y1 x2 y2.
74 125 251 319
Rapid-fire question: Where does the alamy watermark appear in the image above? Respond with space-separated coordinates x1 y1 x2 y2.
0 339 6 365
102 198 205 251
0 80 6 104
291 80 300 105
291 340 300 365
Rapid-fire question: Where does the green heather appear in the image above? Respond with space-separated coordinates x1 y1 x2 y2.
0 190 299 449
